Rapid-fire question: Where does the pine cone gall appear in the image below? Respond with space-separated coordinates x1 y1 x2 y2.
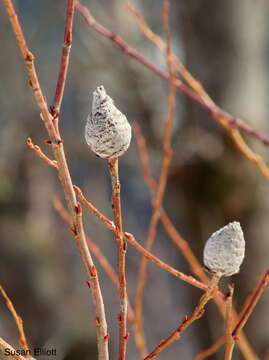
85 86 132 159
203 221 245 277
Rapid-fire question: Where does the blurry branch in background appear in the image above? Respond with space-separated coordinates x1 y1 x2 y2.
76 1 269 183
0 286 32 359
134 1 177 356
224 285 235 360
144 275 221 360
2 1 109 359
125 2 269 183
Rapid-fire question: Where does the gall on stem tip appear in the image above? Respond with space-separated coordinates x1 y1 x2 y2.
203 221 245 277
85 86 131 159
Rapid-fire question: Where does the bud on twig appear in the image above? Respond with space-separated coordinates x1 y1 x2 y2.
85 86 132 159
203 222 245 277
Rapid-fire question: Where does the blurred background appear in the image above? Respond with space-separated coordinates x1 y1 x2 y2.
1 0 269 359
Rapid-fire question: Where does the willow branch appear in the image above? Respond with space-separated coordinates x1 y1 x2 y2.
2 2 109 359
224 285 235 360
144 275 220 360
232 270 269 339
51 0 75 133
107 158 128 360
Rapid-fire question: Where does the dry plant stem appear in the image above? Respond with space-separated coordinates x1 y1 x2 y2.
108 158 128 360
232 270 269 339
53 196 135 323
75 1 269 148
0 337 33 360
144 275 220 360
194 337 225 360
224 285 235 360
52 0 75 114
0 286 31 358
135 2 177 355
2 2 109 359
126 2 269 184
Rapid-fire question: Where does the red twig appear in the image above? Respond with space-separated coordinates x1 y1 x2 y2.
108 158 128 360
51 0 75 133
224 285 235 360
75 1 269 148
0 286 32 359
232 270 269 339
144 275 220 359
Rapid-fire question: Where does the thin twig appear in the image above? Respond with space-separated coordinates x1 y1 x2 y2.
224 285 235 360
74 185 114 230
51 0 75 133
144 275 221 360
135 2 177 354
0 286 31 358
75 1 269 148
108 158 128 360
26 138 58 168
2 2 109 359
232 270 269 339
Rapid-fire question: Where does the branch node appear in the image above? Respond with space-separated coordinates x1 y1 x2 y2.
104 333 110 341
